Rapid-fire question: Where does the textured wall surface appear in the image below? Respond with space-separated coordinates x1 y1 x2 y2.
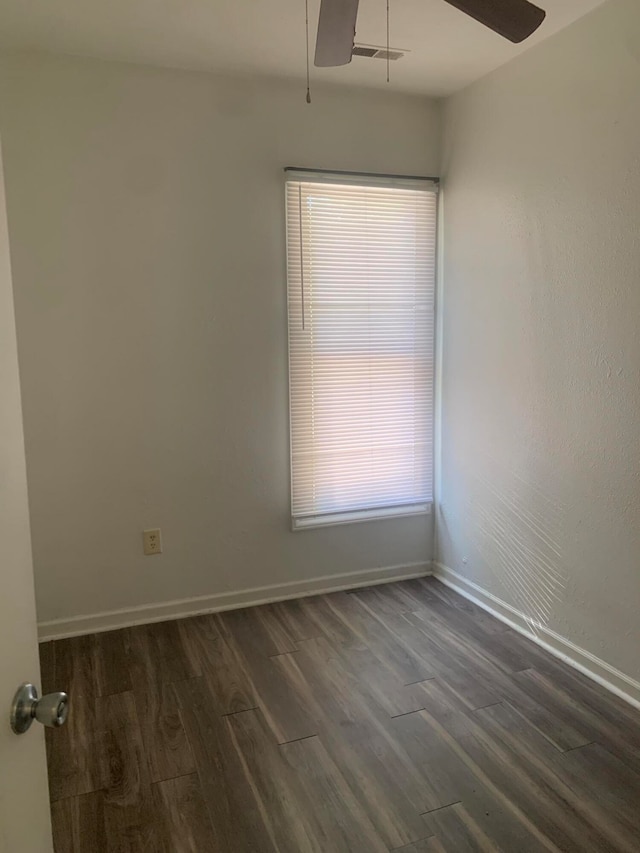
0 51 440 624
439 0 640 680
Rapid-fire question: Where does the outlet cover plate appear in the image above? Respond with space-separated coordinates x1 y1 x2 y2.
143 528 162 556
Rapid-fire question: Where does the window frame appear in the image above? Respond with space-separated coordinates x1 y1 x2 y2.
284 168 439 531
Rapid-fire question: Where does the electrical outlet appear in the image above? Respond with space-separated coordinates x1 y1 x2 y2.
143 528 162 556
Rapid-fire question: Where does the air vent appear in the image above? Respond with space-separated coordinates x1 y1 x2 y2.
352 46 378 58
371 49 404 61
353 44 406 61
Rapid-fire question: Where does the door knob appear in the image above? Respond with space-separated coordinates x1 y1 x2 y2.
10 682 69 734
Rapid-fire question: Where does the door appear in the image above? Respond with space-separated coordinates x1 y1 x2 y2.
0 141 54 851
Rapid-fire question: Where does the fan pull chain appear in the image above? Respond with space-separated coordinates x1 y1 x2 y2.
386 0 390 83
305 0 311 103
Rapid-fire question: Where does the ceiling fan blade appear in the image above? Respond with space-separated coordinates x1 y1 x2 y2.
314 0 360 67
443 0 545 43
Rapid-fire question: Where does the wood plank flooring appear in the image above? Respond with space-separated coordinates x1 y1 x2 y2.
40 577 640 852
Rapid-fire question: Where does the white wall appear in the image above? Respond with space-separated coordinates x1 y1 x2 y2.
439 0 640 682
0 51 440 627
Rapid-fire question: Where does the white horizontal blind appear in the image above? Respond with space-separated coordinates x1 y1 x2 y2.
286 175 437 525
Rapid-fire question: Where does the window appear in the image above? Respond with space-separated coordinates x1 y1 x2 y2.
285 170 437 529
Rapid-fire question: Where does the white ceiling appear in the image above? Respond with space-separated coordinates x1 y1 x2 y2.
0 0 607 96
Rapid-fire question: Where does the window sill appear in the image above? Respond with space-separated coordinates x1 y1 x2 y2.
292 502 431 531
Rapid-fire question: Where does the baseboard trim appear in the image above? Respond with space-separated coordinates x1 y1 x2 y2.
432 562 640 710
38 562 432 641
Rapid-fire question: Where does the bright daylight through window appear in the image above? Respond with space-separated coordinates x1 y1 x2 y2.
285 170 437 529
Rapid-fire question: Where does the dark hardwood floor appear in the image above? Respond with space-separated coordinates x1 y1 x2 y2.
40 577 640 852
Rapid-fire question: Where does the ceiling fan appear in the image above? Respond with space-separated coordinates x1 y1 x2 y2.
314 0 547 67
